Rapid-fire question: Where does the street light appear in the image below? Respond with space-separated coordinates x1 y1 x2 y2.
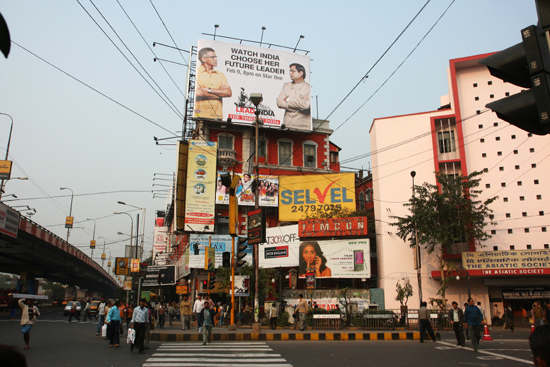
410 171 422 306
0 112 13 201
114 211 134 258
98 236 107 269
60 187 74 243
0 177 28 200
456 266 471 300
117 201 146 260
86 218 97 258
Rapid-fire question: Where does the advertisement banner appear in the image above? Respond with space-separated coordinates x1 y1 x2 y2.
215 172 279 207
123 278 132 291
279 173 356 221
176 247 190 279
194 40 312 132
247 208 265 245
189 234 252 269
153 226 168 266
0 160 12 180
204 247 215 270
115 257 129 276
184 140 217 232
299 217 368 238
258 225 301 268
142 265 176 287
232 275 250 297
0 202 20 238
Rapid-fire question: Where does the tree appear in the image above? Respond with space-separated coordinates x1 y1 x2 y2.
391 171 497 309
395 278 413 306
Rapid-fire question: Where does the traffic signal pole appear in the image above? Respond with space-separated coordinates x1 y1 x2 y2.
228 174 240 330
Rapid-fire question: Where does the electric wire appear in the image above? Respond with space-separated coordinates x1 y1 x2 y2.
149 0 188 66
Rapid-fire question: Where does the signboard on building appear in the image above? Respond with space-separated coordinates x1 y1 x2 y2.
462 249 550 276
502 287 550 299
194 39 312 132
278 173 356 221
176 247 190 279
184 140 217 232
0 202 19 238
0 160 12 180
142 265 176 287
216 172 279 207
153 226 168 266
189 234 252 269
247 208 265 245
115 257 129 276
232 275 250 297
299 217 368 238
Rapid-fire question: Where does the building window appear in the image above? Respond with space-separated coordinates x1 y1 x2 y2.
537 195 542 200
511 135 516 139
540 211 545 216
473 83 478 87
218 134 234 150
505 92 510 96
532 163 537 168
251 137 268 159
514 150 518 154
278 141 292 165
358 192 365 211
478 124 483 129
527 245 532 249
530 148 535 153
366 189 372 202
517 181 522 186
535 179 539 184
493 246 499 250
496 136 500 141
503 197 508 202
497 151 502 156
303 143 317 168
476 110 481 115
520 196 525 201
482 153 487 158
490 94 494 98
483 168 488 173
510 245 515 250
525 228 530 233
488 81 493 85
528 133 533 137
545 244 549 249
543 227 547 233
480 138 485 143
493 122 498 126
486 184 490 188
491 230 496 235
522 212 527 217
499 167 504 171
437 130 456 153
501 182 506 187
515 165 520 170
330 151 338 164
508 229 513 234
506 213 511 218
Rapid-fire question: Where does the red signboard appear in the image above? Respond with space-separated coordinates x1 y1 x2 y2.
298 217 368 238
431 268 550 279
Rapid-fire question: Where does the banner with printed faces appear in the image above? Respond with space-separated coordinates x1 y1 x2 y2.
215 172 279 207
184 140 217 232
189 234 252 269
194 39 312 132
279 173 356 221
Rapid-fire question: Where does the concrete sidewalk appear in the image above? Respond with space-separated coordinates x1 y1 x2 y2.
150 322 531 342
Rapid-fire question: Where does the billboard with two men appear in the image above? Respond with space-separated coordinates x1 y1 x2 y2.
194 39 312 132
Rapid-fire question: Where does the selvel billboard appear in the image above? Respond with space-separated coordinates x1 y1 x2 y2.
278 173 356 222
194 40 312 132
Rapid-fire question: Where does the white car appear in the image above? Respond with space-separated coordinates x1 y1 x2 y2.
63 301 82 316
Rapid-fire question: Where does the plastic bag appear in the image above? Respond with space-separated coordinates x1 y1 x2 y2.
127 328 136 344
101 323 107 337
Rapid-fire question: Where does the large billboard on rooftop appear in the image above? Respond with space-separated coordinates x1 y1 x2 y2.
193 39 312 132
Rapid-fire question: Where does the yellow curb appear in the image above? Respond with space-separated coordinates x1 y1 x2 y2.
251 333 259 340
281 333 289 341
384 333 392 340
190 334 199 342
355 333 364 340
236 334 244 340
176 334 183 342
311 333 319 341
399 333 407 340
266 334 274 341
370 333 378 340
296 333 304 340
326 333 334 340
341 333 349 341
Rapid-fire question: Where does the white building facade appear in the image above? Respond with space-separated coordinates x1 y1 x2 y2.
370 54 550 318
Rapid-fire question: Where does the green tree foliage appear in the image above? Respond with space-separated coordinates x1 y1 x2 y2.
395 278 413 306
391 171 497 308
215 265 280 303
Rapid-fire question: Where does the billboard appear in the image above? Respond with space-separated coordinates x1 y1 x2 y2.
216 172 279 207
279 173 356 221
461 249 550 276
153 226 168 265
176 247 190 280
0 160 12 180
189 234 252 269
258 225 370 279
194 40 312 132
142 265 176 287
115 257 129 276
0 202 19 238
299 217 368 238
184 140 217 232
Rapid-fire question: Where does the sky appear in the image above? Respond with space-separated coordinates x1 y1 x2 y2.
0 1 539 273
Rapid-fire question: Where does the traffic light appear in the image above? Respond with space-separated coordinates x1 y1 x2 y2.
479 24 550 135
222 251 231 267
236 237 248 267
208 272 216 290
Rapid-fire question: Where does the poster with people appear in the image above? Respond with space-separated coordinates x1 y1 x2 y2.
215 172 278 207
194 39 312 132
258 225 371 278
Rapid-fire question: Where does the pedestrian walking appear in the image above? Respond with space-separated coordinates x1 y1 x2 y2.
125 303 134 332
68 300 80 322
504 304 514 332
297 294 309 331
193 295 204 332
521 307 530 327
269 304 278 330
18 298 40 350
118 302 126 336
96 296 107 336
448 301 465 346
292 305 299 330
157 304 166 329
201 301 215 345
491 303 501 326
180 296 191 330
104 301 112 339
168 302 176 327
218 303 225 326
82 300 92 321
130 298 150 354
418 301 436 343
532 302 545 327
463 298 483 352
106 300 122 347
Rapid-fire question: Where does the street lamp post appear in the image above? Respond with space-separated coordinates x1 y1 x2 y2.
60 187 74 243
250 93 263 325
114 212 134 255
117 201 145 260
87 218 97 258
98 236 107 269
0 113 13 201
410 171 423 306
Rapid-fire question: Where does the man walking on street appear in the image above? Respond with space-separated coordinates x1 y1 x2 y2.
18 298 40 350
448 301 465 346
193 295 204 332
82 299 92 322
418 301 436 343
297 294 308 331
463 298 484 352
201 301 215 345
270 304 278 330
130 298 150 354
532 302 545 327
180 296 191 330
96 296 106 336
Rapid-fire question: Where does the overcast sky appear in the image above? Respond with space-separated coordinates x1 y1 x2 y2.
0 1 538 271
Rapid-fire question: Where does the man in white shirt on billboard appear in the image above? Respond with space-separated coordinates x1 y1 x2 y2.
277 63 311 130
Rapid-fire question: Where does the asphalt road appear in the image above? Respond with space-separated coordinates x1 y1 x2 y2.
0 307 534 367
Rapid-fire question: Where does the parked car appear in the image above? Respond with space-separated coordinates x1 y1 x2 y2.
89 300 101 318
63 301 82 316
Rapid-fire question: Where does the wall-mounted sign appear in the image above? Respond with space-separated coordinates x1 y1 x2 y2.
247 208 265 245
0 160 12 180
115 257 129 276
298 217 368 238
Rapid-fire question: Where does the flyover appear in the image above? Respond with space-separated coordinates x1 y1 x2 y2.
0 203 119 296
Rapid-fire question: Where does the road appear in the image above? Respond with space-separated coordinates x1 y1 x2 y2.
0 307 534 367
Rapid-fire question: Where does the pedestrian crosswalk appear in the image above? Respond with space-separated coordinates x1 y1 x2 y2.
143 342 293 367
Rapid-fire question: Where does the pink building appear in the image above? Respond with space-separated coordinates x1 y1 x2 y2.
370 54 550 315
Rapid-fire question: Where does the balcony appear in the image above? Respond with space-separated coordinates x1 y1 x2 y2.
217 148 239 169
